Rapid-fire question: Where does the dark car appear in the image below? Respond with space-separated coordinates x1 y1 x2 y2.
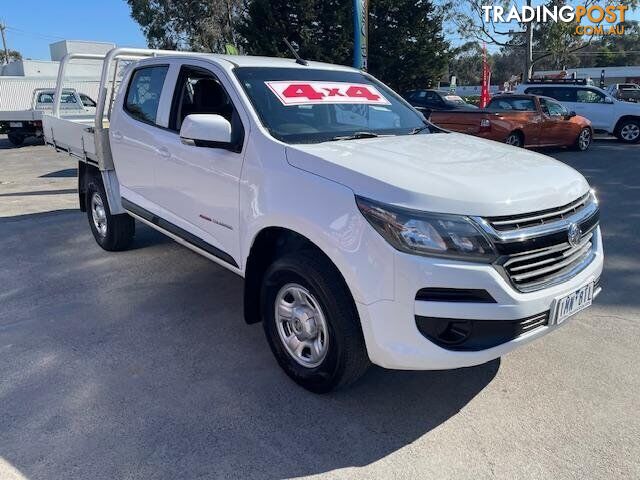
402 89 477 114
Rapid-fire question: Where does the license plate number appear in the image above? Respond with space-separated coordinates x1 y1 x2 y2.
554 282 594 325
9 122 22 127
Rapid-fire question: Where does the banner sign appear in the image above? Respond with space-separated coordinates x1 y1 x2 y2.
266 81 390 106
353 0 368 70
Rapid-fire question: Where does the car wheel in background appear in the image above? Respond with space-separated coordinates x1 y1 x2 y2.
616 119 640 144
505 131 524 147
86 180 135 251
7 133 24 147
261 251 370 393
574 127 592 151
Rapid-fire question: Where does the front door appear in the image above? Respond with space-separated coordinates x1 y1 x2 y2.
150 61 247 266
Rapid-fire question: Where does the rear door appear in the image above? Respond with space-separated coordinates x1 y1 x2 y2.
149 59 247 266
110 64 171 202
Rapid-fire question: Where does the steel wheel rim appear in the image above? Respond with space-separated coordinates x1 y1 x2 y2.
274 283 329 368
90 192 108 237
621 124 639 141
579 129 591 150
506 134 520 146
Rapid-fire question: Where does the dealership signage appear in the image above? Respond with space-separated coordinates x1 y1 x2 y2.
265 81 390 106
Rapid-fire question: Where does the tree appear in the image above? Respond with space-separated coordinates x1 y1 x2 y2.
126 0 243 52
237 0 353 64
239 0 450 91
452 0 638 79
368 0 450 91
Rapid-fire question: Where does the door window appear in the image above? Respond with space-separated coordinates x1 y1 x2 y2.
540 98 568 116
124 65 169 125
576 88 607 103
169 65 244 151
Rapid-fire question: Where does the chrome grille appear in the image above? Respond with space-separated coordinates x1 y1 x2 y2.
500 232 596 292
487 192 591 231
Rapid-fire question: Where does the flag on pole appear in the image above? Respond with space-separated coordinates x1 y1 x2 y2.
480 43 491 108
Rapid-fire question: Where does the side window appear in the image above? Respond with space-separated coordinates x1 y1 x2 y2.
524 87 545 96
551 88 576 102
169 65 244 150
38 93 54 104
80 94 97 107
125 65 169 125
577 88 606 103
545 99 568 116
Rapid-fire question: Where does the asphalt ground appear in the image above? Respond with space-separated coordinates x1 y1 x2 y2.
0 135 638 479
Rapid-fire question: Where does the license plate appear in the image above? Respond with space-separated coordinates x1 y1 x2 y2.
553 282 594 325
9 122 22 128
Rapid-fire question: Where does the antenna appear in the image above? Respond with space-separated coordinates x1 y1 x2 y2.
283 38 308 66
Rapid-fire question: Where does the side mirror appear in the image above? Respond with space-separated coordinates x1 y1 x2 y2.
604 97 615 104
568 111 577 118
180 114 232 148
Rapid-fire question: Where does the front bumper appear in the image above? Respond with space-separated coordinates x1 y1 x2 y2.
357 227 604 370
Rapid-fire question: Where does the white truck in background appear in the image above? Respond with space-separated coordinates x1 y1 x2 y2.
0 77 98 146
43 48 603 392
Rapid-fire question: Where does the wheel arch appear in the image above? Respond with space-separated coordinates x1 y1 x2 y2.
242 226 356 325
613 115 640 135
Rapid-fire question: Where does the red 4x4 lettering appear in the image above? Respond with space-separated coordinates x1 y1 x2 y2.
345 86 380 101
281 83 324 100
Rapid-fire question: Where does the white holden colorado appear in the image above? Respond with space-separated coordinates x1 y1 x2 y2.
43 49 603 392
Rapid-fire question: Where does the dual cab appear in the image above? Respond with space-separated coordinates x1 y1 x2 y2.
44 49 603 392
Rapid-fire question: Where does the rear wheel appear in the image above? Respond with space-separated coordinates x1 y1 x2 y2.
7 132 24 147
505 131 524 147
574 127 592 151
616 119 640 143
86 179 135 251
261 252 370 393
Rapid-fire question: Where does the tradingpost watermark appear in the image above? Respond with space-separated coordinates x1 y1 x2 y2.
482 4 629 35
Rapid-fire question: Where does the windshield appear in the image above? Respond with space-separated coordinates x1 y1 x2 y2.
234 67 428 144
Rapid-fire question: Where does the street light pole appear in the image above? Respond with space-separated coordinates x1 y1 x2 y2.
0 21 9 65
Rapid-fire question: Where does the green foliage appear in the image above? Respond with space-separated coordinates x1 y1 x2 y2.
368 0 450 91
239 0 450 92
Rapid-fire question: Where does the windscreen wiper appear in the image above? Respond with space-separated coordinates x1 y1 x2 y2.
410 124 430 134
330 132 380 141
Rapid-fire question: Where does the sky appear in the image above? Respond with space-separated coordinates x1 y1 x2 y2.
1 0 639 61
0 0 147 60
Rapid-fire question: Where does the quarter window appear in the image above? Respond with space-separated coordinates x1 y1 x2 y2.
124 65 169 125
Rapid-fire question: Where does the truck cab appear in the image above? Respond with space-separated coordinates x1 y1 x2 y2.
43 49 604 392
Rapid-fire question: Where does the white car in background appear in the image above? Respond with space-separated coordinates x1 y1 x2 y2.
517 82 640 143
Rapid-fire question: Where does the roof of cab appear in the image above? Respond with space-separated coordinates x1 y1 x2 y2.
200 54 359 72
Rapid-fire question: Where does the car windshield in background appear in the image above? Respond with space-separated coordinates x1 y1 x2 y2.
488 97 535 111
234 67 428 144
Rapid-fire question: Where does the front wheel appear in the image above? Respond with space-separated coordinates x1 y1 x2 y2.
616 119 640 143
574 127 592 151
86 180 135 251
261 252 370 393
505 131 524 147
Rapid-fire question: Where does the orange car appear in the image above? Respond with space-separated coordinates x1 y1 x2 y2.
428 94 594 151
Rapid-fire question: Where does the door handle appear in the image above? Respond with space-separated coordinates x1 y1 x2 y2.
157 147 171 159
112 131 123 141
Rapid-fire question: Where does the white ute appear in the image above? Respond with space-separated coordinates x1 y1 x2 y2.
44 49 604 392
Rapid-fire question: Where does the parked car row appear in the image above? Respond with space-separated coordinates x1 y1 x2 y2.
405 81 640 147
428 94 593 151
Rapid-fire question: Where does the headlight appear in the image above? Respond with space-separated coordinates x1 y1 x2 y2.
356 196 497 262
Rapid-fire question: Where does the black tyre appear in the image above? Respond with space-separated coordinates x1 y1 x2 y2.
505 131 524 147
616 119 640 144
86 178 135 251
7 132 24 147
573 127 592 151
261 251 370 393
